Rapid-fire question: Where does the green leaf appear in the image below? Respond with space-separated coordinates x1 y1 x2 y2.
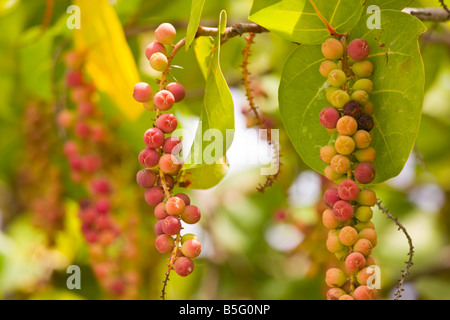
194 36 213 79
249 0 365 45
186 0 206 51
279 10 426 184
180 10 234 189
364 0 414 10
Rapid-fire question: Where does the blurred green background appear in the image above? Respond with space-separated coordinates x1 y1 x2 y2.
0 0 449 300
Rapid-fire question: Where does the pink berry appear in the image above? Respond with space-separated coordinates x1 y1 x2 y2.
155 23 177 45
154 202 169 220
166 82 185 102
323 188 340 207
332 200 354 221
66 70 83 87
143 127 165 149
154 90 175 111
156 113 178 133
145 41 167 60
154 219 165 235
144 186 164 206
337 180 360 201
155 234 174 253
91 178 111 195
136 169 157 188
162 216 182 235
63 141 78 158
174 257 194 277
319 107 340 129
162 136 182 155
78 101 95 116
138 148 160 168
75 121 91 139
133 82 153 103
96 198 111 214
166 197 186 216
174 193 190 206
159 153 182 174
181 239 201 258
345 252 366 272
181 205 201 224
354 162 376 184
347 38 370 61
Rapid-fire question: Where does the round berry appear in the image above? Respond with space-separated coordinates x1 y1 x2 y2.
181 239 201 258
328 69 347 88
162 136 182 155
357 113 374 132
174 193 191 206
181 205 201 224
150 52 168 72
162 216 182 235
353 285 376 300
322 208 341 229
356 189 377 206
321 38 344 60
166 82 185 102
335 135 356 155
133 82 153 102
156 113 178 133
354 147 377 163
154 90 175 111
351 90 369 105
319 60 338 77
338 179 360 201
330 154 351 174
155 23 176 45
347 38 370 61
154 202 169 220
145 41 167 60
353 130 372 149
325 268 347 288
330 90 351 109
323 188 340 207
345 252 366 272
354 162 376 184
181 233 199 244
353 79 373 94
355 206 373 222
174 256 194 277
320 145 337 164
324 165 344 181
159 153 182 174
138 148 160 168
144 186 165 206
326 288 346 300
319 107 340 129
136 169 157 188
351 60 373 78
343 100 362 119
332 200 354 221
143 127 165 149
155 234 174 253
336 115 358 136
338 226 358 246
166 197 186 216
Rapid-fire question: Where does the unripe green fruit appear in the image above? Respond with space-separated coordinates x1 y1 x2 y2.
335 135 356 155
356 189 377 206
181 233 199 244
353 79 373 94
356 267 371 286
320 145 337 164
150 52 168 71
351 90 369 105
330 154 351 174
354 147 377 163
339 226 358 246
330 90 351 109
328 69 347 87
325 268 347 287
326 231 345 253
319 60 338 77
326 87 339 104
353 130 372 149
354 221 375 232
321 38 344 60
351 60 374 78
355 206 373 222
324 165 344 181
362 101 374 115
334 247 349 261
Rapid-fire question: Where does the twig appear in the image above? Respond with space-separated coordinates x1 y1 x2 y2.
402 7 450 22
438 0 450 15
377 199 414 300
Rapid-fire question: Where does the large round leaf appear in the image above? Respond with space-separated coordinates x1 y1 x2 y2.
279 10 426 183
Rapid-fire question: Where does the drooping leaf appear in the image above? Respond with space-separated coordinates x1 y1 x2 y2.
74 0 141 120
186 0 206 51
279 10 426 184
249 0 365 45
180 10 234 189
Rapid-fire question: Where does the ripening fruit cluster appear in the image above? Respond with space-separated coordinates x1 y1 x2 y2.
319 38 376 185
62 50 119 247
134 23 201 278
319 38 378 300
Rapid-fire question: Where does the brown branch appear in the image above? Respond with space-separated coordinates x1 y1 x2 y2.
403 7 450 22
377 200 414 300
438 0 450 15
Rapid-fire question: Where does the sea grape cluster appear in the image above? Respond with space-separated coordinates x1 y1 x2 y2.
319 38 378 300
134 23 201 278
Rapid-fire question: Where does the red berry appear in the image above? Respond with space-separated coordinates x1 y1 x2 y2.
347 38 370 61
332 200 354 221
162 216 182 235
174 257 194 277
319 107 340 129
154 90 175 111
156 113 178 133
143 127 165 149
138 148 160 168
136 169 157 188
337 180 360 201
133 82 153 103
145 41 167 60
181 205 201 224
166 82 185 102
163 136 182 155
144 187 165 206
